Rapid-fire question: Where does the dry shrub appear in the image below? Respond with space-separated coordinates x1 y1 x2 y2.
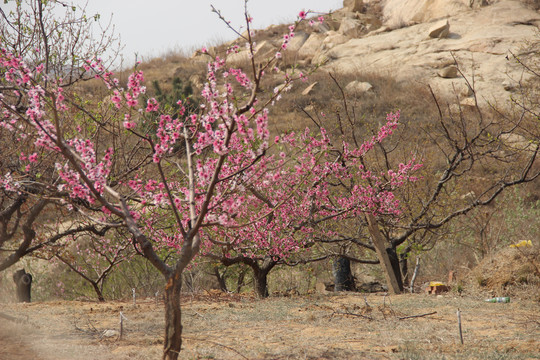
521 0 540 10
467 245 540 300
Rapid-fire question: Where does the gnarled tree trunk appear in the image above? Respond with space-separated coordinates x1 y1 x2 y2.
332 256 356 291
163 272 183 360
91 282 105 302
250 257 277 298
253 268 270 298
13 269 32 303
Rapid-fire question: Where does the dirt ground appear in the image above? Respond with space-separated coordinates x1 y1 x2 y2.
1 291 539 360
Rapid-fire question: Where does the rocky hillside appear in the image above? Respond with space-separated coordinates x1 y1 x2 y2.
199 0 539 108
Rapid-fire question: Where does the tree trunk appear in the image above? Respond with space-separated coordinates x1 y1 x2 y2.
253 268 270 298
213 266 228 292
386 247 404 292
236 267 246 293
332 256 356 291
251 258 277 298
163 273 183 360
12 269 32 303
366 214 402 294
91 282 105 302
400 252 409 285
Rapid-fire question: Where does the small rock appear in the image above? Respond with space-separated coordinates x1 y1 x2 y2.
345 81 373 95
102 329 119 338
460 97 477 108
461 191 476 200
428 19 450 38
449 104 461 114
315 282 328 294
502 79 515 91
438 65 458 78
302 82 318 96
459 83 474 97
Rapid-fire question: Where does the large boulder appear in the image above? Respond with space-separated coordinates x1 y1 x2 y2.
339 17 365 38
321 0 540 107
383 0 470 27
227 40 277 64
322 31 351 51
287 31 310 52
344 0 364 13
469 0 489 8
345 81 374 95
298 33 326 58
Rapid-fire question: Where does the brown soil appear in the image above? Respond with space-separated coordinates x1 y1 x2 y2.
1 291 539 360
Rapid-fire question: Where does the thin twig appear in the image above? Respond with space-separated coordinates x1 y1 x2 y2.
184 336 249 359
398 311 437 320
331 310 373 321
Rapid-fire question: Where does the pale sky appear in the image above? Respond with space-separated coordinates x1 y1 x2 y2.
77 1 343 66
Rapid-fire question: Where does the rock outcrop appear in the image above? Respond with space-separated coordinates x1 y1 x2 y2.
344 0 365 13
314 0 540 106
202 0 539 107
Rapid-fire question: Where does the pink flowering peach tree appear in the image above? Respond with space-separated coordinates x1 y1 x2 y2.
0 0 121 274
0 4 424 359
0 7 352 359
202 112 422 297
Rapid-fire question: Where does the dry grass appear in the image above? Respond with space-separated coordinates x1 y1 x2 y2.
467 245 540 301
1 291 539 360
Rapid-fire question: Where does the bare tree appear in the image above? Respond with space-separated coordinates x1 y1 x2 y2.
301 70 540 291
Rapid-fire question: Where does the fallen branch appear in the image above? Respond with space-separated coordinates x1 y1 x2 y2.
184 336 249 359
398 311 437 320
331 310 373 321
73 316 101 336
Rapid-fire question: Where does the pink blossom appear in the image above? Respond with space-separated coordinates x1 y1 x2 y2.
146 97 159 112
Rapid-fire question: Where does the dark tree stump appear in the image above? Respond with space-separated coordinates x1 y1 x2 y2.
13 269 32 303
332 256 356 291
